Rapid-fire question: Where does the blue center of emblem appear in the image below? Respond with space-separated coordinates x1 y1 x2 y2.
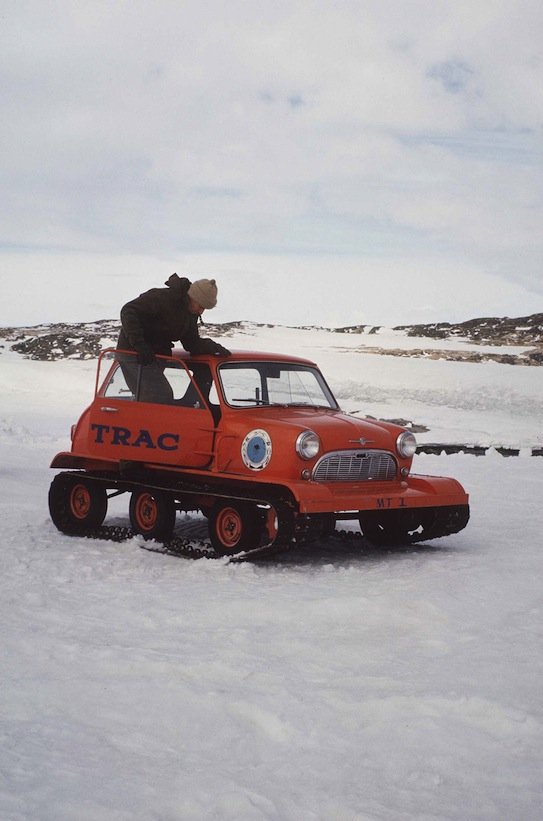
247 435 266 464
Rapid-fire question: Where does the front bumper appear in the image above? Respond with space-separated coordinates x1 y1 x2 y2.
291 474 469 515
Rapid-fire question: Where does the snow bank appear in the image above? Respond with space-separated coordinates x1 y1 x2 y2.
1 327 542 820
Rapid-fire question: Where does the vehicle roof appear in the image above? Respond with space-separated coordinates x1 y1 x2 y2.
172 348 318 367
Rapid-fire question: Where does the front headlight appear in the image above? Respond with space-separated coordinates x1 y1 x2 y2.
396 431 417 458
296 430 321 460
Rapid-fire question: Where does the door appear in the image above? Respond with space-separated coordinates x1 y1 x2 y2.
88 352 216 468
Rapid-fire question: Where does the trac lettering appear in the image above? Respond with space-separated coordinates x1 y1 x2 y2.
91 424 179 451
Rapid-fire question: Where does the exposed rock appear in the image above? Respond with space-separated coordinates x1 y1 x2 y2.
1 313 542 365
11 333 103 360
365 415 430 433
335 345 543 366
4 320 120 361
394 312 543 346
333 313 543 347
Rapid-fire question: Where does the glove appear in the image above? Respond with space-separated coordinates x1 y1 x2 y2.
135 343 155 365
213 344 231 356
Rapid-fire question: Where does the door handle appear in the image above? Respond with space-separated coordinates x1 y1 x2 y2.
100 406 119 413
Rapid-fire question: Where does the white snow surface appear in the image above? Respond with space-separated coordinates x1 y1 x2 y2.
1 326 542 820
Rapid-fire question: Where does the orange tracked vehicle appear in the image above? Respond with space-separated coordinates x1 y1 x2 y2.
49 349 469 556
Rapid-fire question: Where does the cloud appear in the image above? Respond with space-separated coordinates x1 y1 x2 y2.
1 0 542 321
427 60 474 94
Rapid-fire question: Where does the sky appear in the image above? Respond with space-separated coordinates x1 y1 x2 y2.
1 0 542 328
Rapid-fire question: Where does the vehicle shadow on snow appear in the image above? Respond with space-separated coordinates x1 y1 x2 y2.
254 537 457 567
169 518 457 566
105 514 456 567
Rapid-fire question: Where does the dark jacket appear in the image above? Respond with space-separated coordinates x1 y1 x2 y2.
117 274 222 355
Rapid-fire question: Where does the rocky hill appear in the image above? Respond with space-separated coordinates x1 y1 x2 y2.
1 314 542 365
333 312 543 345
388 312 543 347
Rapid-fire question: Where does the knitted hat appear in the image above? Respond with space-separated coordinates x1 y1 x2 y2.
188 278 218 309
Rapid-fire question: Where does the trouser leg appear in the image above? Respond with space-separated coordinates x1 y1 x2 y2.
120 361 174 403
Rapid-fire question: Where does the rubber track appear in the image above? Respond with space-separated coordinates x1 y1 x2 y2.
80 504 468 560
85 524 288 562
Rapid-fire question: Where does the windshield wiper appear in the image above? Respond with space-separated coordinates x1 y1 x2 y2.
281 402 331 408
231 398 333 409
231 398 271 405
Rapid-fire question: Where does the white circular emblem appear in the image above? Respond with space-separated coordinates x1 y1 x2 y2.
241 429 272 470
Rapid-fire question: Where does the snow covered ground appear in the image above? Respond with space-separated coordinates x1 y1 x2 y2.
1 325 542 820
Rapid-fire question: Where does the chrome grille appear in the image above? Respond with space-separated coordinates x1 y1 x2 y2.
312 450 397 482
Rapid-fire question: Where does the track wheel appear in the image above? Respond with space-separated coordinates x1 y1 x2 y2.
208 501 262 555
129 489 176 542
49 473 108 535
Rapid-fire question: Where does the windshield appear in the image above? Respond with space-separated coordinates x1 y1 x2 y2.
218 361 338 409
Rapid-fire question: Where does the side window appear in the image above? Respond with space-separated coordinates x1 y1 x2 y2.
101 355 219 412
138 361 194 405
103 359 196 406
104 365 134 400
208 382 219 405
165 366 193 401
